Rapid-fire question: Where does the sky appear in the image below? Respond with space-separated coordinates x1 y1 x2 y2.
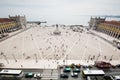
0 0 120 25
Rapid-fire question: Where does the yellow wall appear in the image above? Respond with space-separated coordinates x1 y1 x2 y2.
0 21 18 31
97 23 120 34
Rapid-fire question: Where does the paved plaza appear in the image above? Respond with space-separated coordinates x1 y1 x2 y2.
0 25 120 69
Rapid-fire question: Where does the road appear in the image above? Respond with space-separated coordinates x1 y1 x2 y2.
22 69 58 80
0 68 58 80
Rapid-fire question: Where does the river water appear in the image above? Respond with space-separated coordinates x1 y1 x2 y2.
43 15 120 26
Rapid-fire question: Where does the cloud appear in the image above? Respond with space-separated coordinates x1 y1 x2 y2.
0 0 120 25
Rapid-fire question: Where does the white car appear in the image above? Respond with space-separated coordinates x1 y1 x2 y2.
71 72 78 77
114 76 120 80
34 73 42 78
117 43 120 49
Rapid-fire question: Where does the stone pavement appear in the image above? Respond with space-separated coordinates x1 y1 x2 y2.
0 25 120 69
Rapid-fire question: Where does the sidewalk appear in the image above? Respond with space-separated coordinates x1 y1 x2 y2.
1 59 120 69
0 27 120 69
90 30 119 42
0 27 30 42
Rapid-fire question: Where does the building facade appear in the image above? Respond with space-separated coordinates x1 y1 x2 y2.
97 21 120 39
9 15 27 28
0 15 27 37
89 17 106 29
89 17 120 39
0 18 18 35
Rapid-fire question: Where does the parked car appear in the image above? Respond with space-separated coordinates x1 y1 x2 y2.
113 76 120 80
63 67 71 72
25 72 34 78
71 72 78 77
117 43 120 49
34 73 42 78
116 64 120 68
60 74 68 78
73 68 80 73
65 65 70 68
95 61 112 69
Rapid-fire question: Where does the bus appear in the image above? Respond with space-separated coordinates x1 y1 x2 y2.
0 69 23 80
82 70 105 78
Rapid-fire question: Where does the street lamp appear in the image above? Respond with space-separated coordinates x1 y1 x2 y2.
12 54 17 62
34 53 38 63
66 55 68 65
63 59 65 65
1 52 9 64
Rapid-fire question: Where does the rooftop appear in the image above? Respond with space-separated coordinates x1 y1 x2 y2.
0 18 13 23
104 21 120 26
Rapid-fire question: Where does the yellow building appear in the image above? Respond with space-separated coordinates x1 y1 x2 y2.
0 18 19 35
89 17 106 29
0 15 26 38
97 21 120 39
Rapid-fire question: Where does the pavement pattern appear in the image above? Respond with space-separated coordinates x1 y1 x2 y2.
0 24 120 69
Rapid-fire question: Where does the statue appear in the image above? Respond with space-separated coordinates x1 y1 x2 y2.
53 24 61 35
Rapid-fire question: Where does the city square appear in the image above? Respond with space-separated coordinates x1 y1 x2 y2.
0 0 120 79
0 24 120 69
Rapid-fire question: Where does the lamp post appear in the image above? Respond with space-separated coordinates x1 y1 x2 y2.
63 59 65 65
96 53 100 61
1 52 9 64
12 54 17 62
34 53 38 63
66 55 68 65
87 55 91 63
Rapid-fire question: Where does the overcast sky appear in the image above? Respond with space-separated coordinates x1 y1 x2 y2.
0 0 120 25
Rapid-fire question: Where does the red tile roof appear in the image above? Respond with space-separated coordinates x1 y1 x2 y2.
104 21 120 26
0 18 13 23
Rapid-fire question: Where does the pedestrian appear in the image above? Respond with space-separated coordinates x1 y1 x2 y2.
104 56 106 60
93 55 95 59
110 58 112 61
23 53 25 57
51 69 53 75
21 65 23 67
91 58 93 61
87 60 89 63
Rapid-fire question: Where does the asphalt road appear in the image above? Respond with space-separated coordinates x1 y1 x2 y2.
0 68 58 80
1 66 120 80
58 65 120 80
22 69 58 80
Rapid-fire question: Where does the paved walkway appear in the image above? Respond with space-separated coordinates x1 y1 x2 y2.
91 30 119 43
0 25 120 69
0 27 30 42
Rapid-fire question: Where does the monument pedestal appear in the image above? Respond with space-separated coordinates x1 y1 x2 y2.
53 24 61 35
